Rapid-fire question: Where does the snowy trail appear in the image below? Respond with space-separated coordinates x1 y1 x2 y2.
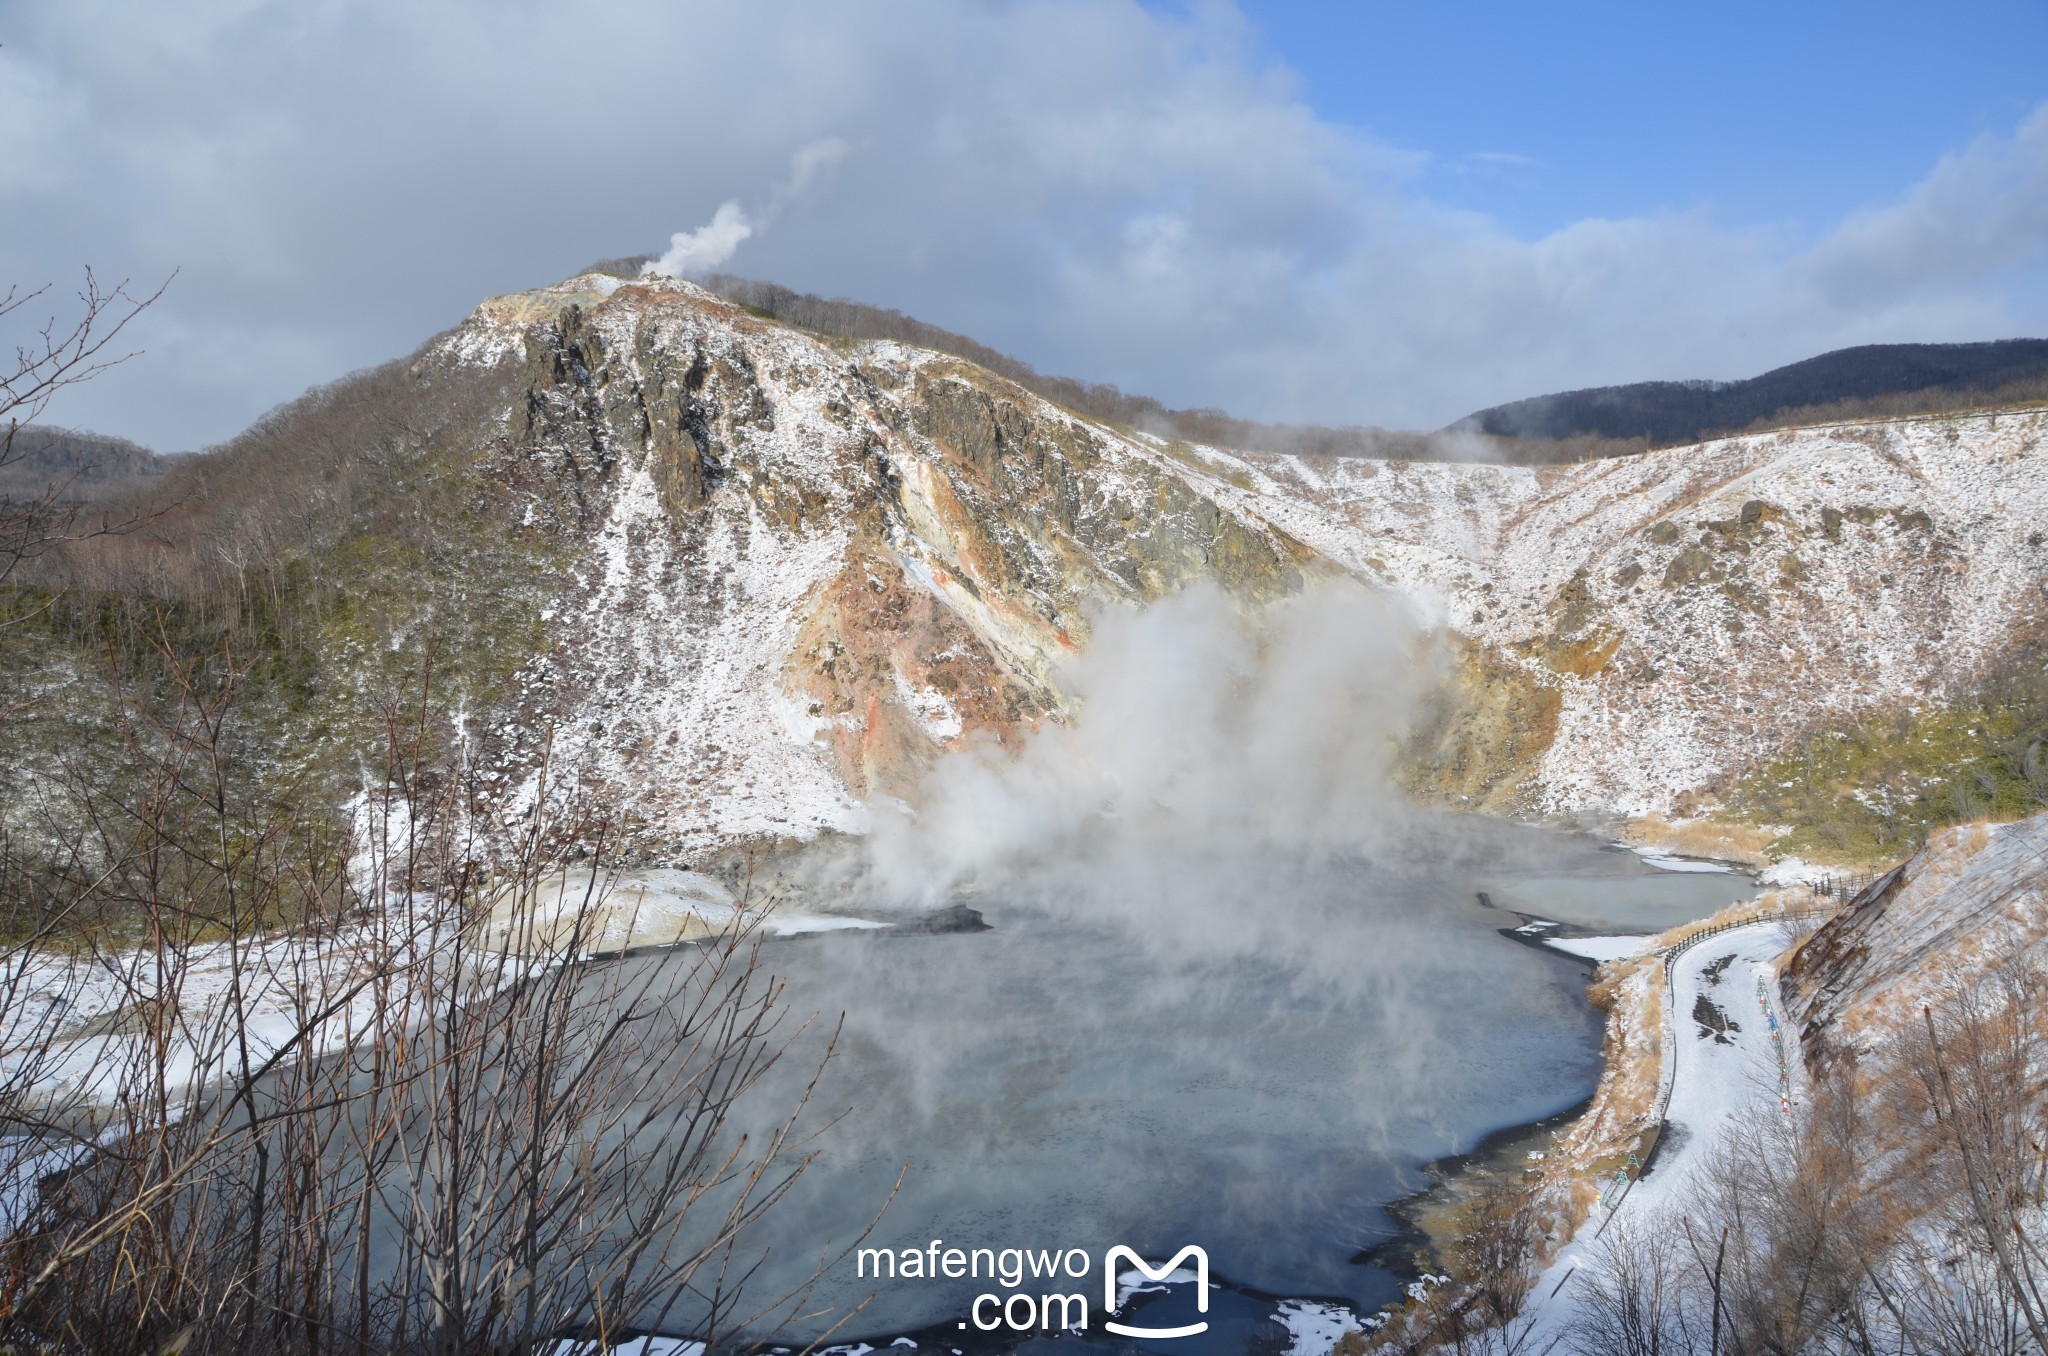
1525 920 1802 1335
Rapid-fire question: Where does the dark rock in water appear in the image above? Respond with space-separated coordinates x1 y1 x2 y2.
898 903 991 934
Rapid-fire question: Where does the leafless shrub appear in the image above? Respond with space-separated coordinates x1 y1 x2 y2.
1885 963 2048 1355
1698 1068 1893 1354
1359 1178 1558 1355
0 654 861 1354
1568 1214 1709 1356
1461 1179 1543 1330
0 269 168 613
1568 945 2048 1356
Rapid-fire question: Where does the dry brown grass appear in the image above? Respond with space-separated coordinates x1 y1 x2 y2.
1654 888 1822 952
1623 812 1778 868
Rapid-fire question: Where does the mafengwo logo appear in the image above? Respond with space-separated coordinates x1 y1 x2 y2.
855 1241 1210 1336
1103 1245 1210 1338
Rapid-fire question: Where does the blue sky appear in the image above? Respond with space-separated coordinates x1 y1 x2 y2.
1235 0 2048 236
6 0 2047 448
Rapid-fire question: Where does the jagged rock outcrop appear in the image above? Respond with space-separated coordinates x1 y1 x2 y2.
436 276 1312 854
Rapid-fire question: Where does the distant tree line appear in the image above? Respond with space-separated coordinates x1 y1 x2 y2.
0 426 166 504
1451 339 2048 447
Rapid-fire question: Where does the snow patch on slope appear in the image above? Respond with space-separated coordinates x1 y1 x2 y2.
496 298 881 853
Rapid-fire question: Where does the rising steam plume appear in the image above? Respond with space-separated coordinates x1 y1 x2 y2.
643 139 852 280
713 581 1599 1331
866 580 1444 925
647 201 753 277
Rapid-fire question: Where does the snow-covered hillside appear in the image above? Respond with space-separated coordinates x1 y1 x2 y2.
1785 811 2048 1058
432 274 1309 856
1178 416 2048 819
423 273 2048 856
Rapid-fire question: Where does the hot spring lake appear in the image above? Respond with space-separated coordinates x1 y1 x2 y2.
629 823 1756 1347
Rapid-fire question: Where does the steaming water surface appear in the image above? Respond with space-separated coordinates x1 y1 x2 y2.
674 827 1754 1344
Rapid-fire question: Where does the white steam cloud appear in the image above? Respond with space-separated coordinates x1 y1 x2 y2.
712 580 1612 1326
645 200 753 278
643 139 852 280
865 579 1444 944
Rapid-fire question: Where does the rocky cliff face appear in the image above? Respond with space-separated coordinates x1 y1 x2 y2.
411 273 2048 858
1784 812 2048 1061
433 275 1311 856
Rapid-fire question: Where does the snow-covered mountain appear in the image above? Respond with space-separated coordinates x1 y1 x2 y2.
417 273 2048 857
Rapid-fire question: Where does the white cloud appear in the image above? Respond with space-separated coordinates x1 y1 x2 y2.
4 0 2046 449
1807 102 2048 301
0 49 88 195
